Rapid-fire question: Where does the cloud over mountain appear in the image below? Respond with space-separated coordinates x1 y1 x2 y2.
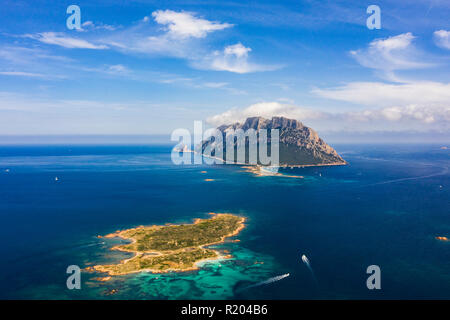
207 100 450 132
207 102 324 126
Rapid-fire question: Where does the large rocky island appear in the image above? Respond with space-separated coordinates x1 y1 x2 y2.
93 214 245 275
201 116 346 167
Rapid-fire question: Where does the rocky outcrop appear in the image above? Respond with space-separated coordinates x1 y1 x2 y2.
202 116 346 166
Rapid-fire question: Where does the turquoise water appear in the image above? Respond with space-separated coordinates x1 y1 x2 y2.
0 144 449 299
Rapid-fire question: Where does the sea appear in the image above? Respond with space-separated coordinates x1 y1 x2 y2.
0 143 449 299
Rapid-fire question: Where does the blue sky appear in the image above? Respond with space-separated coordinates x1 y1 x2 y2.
0 0 449 139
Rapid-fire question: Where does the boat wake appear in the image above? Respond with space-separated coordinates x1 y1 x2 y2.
363 166 448 187
237 273 290 292
301 254 318 286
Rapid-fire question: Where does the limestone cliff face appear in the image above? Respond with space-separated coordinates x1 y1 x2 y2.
203 116 346 166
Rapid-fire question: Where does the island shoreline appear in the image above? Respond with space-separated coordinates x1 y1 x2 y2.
91 214 246 276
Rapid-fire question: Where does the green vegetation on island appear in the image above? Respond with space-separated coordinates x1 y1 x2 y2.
93 213 245 275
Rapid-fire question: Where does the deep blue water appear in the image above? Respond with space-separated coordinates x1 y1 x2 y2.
0 144 449 299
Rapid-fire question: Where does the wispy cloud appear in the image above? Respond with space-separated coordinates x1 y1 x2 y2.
22 10 276 74
81 21 118 31
156 77 246 94
25 32 108 49
106 14 277 74
434 30 450 50
0 92 206 134
202 82 228 88
0 46 73 65
0 92 128 112
0 71 48 78
313 81 450 107
196 81 247 95
350 33 433 80
82 64 132 76
0 46 72 80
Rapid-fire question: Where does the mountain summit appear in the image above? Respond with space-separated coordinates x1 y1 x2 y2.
202 116 346 166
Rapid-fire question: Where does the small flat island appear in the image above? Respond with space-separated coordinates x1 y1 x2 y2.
93 213 245 275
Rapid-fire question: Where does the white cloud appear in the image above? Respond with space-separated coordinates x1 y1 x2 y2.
103 15 276 74
313 81 450 107
81 21 94 28
106 64 129 74
312 81 450 131
81 21 117 31
101 11 234 60
81 64 132 77
151 10 232 39
26 32 108 49
22 12 276 74
350 33 431 73
198 43 281 74
202 82 229 88
224 43 251 57
434 30 450 50
346 105 450 124
0 71 47 78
